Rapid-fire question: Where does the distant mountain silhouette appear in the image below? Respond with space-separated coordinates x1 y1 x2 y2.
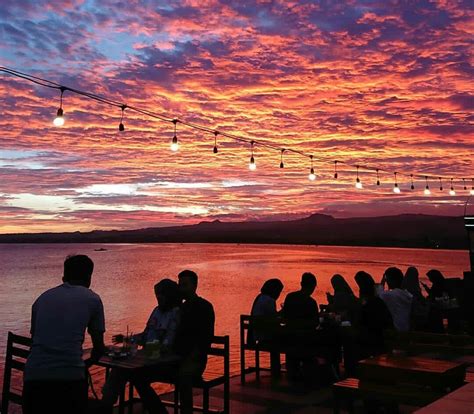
0 214 468 249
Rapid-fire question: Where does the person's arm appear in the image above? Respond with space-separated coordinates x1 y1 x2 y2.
88 331 106 366
86 297 106 366
314 299 320 326
30 301 37 337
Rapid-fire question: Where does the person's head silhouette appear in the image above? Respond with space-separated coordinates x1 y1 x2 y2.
426 269 445 285
260 278 284 300
300 272 317 295
355 271 375 298
178 269 198 300
403 266 421 295
331 274 354 295
384 267 404 289
62 255 94 288
154 279 180 311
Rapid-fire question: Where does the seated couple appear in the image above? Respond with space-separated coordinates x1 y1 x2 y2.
102 270 215 414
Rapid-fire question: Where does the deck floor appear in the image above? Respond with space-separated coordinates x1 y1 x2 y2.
111 372 419 414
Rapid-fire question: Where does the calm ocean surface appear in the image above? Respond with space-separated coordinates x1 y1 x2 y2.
0 243 470 385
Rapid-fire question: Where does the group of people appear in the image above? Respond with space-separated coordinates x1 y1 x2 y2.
21 253 454 413
23 255 214 414
249 266 452 381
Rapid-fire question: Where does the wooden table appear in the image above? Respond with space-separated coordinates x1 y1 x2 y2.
85 349 180 414
358 354 466 391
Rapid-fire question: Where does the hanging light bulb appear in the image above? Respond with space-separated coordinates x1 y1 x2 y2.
308 155 316 181
438 177 443 191
249 141 256 171
213 131 218 154
424 176 431 195
376 169 380 186
334 161 338 179
463 178 467 191
470 179 474 195
170 119 179 152
449 178 456 196
410 174 415 190
393 172 401 193
53 87 65 127
355 166 363 189
280 149 285 168
118 105 126 131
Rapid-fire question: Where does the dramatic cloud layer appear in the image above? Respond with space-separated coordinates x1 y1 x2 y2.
0 0 473 233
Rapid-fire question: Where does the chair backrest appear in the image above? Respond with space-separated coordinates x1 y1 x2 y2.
1 332 32 413
206 335 230 382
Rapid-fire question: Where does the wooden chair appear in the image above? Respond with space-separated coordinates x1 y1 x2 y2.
1 331 32 414
157 335 231 414
240 314 281 384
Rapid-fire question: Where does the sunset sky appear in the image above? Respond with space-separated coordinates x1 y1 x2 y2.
0 0 473 233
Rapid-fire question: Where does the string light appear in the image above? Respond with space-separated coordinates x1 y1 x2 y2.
2 66 472 199
308 155 316 181
439 177 443 191
249 141 256 171
53 87 65 127
424 176 431 195
449 178 456 196
213 131 218 154
463 178 467 191
355 166 363 189
393 172 401 193
280 149 285 168
170 119 179 152
118 105 126 131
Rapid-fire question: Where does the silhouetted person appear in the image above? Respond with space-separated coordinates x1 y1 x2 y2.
249 278 284 378
283 272 319 323
403 266 422 297
344 271 393 376
422 269 447 299
282 272 319 384
403 266 430 330
102 279 181 414
326 274 357 322
423 269 449 333
377 267 413 332
23 255 105 414
174 270 215 414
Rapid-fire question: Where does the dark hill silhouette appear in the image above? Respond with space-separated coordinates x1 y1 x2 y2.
0 214 468 249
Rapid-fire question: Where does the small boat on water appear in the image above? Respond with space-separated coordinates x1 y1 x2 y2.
94 248 107 252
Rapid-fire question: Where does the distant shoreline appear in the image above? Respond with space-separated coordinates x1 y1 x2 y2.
0 213 469 250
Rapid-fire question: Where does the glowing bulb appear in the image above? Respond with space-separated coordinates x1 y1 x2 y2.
53 108 64 127
470 189 474 195
393 184 401 193
424 187 431 195
170 135 179 152
249 155 256 171
249 156 256 171
308 168 316 181
356 180 363 189
449 189 456 196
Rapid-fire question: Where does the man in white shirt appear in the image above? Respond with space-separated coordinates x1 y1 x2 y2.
377 267 413 332
23 255 105 414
